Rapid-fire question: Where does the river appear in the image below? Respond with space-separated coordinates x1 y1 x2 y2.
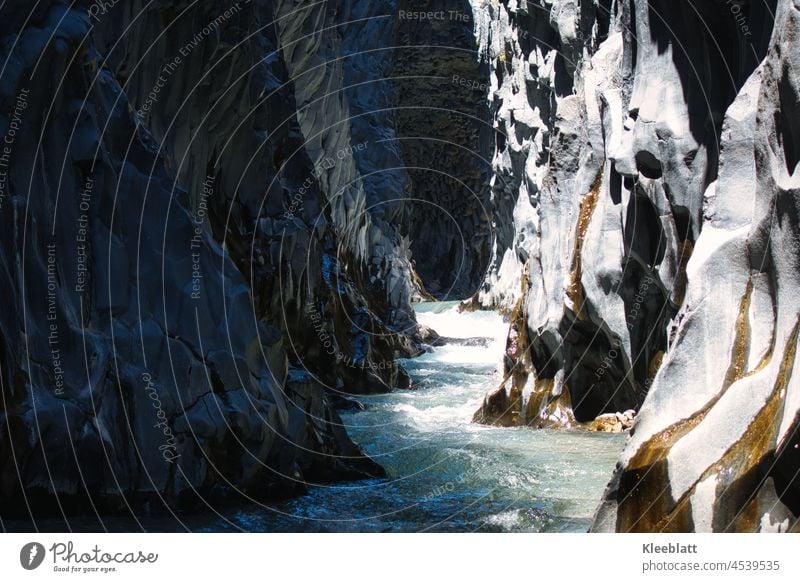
223 302 625 532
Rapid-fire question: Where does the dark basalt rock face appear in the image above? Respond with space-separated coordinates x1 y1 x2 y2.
392 0 494 299
0 0 433 518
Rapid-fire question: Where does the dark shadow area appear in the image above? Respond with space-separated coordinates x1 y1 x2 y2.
392 0 493 299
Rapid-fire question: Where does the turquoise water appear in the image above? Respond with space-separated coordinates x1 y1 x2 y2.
220 303 625 532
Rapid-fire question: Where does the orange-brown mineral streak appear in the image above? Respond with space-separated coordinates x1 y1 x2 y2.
616 279 785 532
567 171 602 320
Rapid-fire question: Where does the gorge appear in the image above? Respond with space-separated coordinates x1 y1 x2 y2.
0 0 798 533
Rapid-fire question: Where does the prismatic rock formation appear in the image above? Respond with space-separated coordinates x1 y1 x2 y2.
392 0 494 299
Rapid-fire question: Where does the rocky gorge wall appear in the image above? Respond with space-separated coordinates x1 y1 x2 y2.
471 0 799 531
593 0 800 533
392 0 494 299
0 0 474 518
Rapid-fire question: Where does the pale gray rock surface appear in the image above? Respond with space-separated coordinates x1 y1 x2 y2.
593 0 800 533
471 0 797 531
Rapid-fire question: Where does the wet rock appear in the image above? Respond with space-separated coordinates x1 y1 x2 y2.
327 394 368 412
417 324 443 346
439 336 493 348
587 411 635 433
418 324 492 348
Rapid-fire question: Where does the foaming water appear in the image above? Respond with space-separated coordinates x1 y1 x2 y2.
219 302 625 532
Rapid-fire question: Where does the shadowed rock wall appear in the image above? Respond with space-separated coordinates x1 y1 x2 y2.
392 0 494 299
0 0 429 518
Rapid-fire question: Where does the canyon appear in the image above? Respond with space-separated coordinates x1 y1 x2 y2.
0 0 798 533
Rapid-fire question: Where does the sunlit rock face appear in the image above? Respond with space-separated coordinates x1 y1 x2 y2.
472 0 798 531
0 0 434 515
594 0 800 533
